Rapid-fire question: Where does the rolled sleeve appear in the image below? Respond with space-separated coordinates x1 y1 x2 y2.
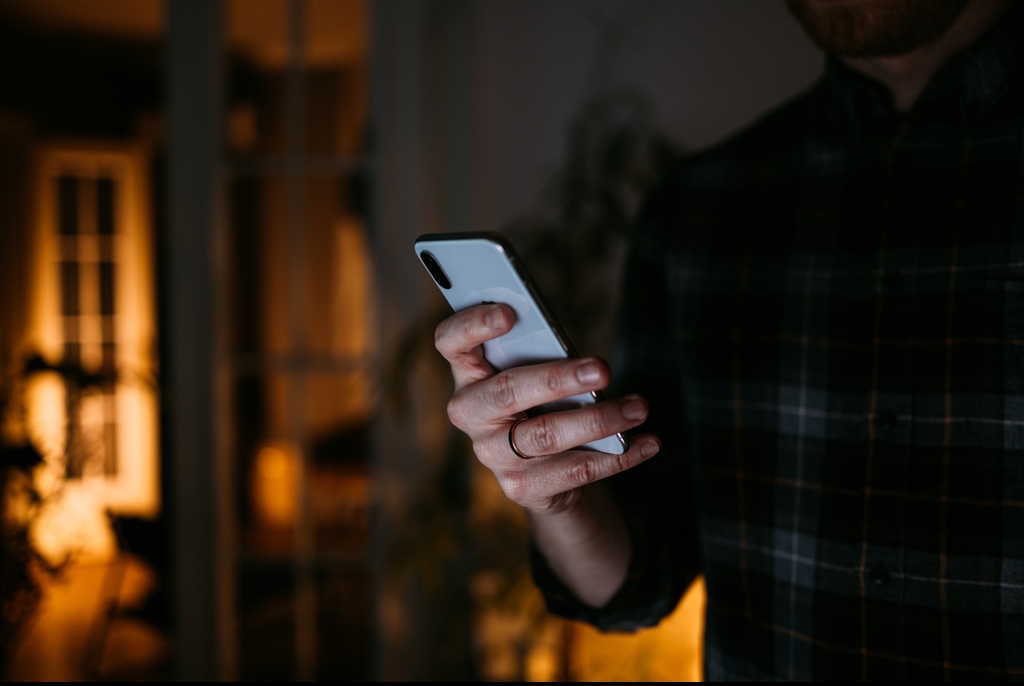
529 502 692 631
530 175 701 631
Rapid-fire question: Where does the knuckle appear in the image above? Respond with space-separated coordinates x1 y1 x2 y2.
433 322 451 354
586 408 611 437
471 439 491 464
568 455 596 488
446 396 465 428
502 474 527 503
492 372 517 410
544 366 564 394
613 450 632 474
528 415 559 454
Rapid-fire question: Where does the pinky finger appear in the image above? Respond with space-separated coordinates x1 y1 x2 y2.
529 433 661 496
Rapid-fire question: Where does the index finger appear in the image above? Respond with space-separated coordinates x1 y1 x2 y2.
435 303 515 388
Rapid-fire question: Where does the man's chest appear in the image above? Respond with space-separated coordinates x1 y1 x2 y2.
665 128 1024 549
669 127 1024 419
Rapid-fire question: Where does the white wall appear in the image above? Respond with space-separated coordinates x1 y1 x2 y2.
472 0 824 235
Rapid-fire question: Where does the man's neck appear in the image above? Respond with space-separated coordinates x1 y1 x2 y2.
841 0 1009 113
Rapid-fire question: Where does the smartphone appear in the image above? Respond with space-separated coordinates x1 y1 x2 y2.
415 232 628 455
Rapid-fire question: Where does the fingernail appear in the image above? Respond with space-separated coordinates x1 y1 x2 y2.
485 306 505 329
576 362 601 385
622 398 646 420
641 441 660 458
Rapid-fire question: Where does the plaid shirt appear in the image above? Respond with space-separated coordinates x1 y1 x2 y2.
531 9 1024 681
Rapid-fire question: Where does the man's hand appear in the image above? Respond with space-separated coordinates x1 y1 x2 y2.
435 302 661 606
436 302 661 513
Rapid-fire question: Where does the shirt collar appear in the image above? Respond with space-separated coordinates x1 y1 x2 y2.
825 5 1024 125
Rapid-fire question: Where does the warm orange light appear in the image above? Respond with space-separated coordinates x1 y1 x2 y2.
251 444 297 528
24 145 160 564
227 0 367 68
569 577 706 682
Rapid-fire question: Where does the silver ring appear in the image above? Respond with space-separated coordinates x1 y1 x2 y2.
508 417 532 459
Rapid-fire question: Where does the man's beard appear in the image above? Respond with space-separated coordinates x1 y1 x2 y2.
786 0 970 57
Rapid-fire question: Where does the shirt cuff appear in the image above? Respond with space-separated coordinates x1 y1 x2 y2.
528 507 688 632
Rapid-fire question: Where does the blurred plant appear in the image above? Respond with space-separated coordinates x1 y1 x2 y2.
0 371 44 676
21 353 121 482
384 88 679 680
0 351 124 673
0 445 43 668
508 87 680 359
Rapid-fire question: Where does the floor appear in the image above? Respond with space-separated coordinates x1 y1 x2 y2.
5 554 170 681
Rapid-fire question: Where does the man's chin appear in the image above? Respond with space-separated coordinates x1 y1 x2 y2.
785 0 969 57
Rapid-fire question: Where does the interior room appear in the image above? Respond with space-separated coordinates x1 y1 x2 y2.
0 0 823 680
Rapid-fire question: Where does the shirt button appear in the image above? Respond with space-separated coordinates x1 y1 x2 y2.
870 565 890 587
878 409 898 430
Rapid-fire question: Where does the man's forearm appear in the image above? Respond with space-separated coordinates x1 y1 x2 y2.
528 483 631 608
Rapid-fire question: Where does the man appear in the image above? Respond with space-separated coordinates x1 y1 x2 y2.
434 0 1022 679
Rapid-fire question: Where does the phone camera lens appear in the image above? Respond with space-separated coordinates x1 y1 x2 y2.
420 251 452 289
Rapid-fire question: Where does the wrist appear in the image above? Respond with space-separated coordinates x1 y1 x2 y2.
527 483 631 608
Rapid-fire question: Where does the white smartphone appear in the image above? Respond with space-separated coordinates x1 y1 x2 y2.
415 232 628 455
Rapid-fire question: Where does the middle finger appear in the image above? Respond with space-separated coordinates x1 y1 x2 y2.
451 356 611 426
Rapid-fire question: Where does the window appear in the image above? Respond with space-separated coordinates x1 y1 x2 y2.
25 145 159 559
